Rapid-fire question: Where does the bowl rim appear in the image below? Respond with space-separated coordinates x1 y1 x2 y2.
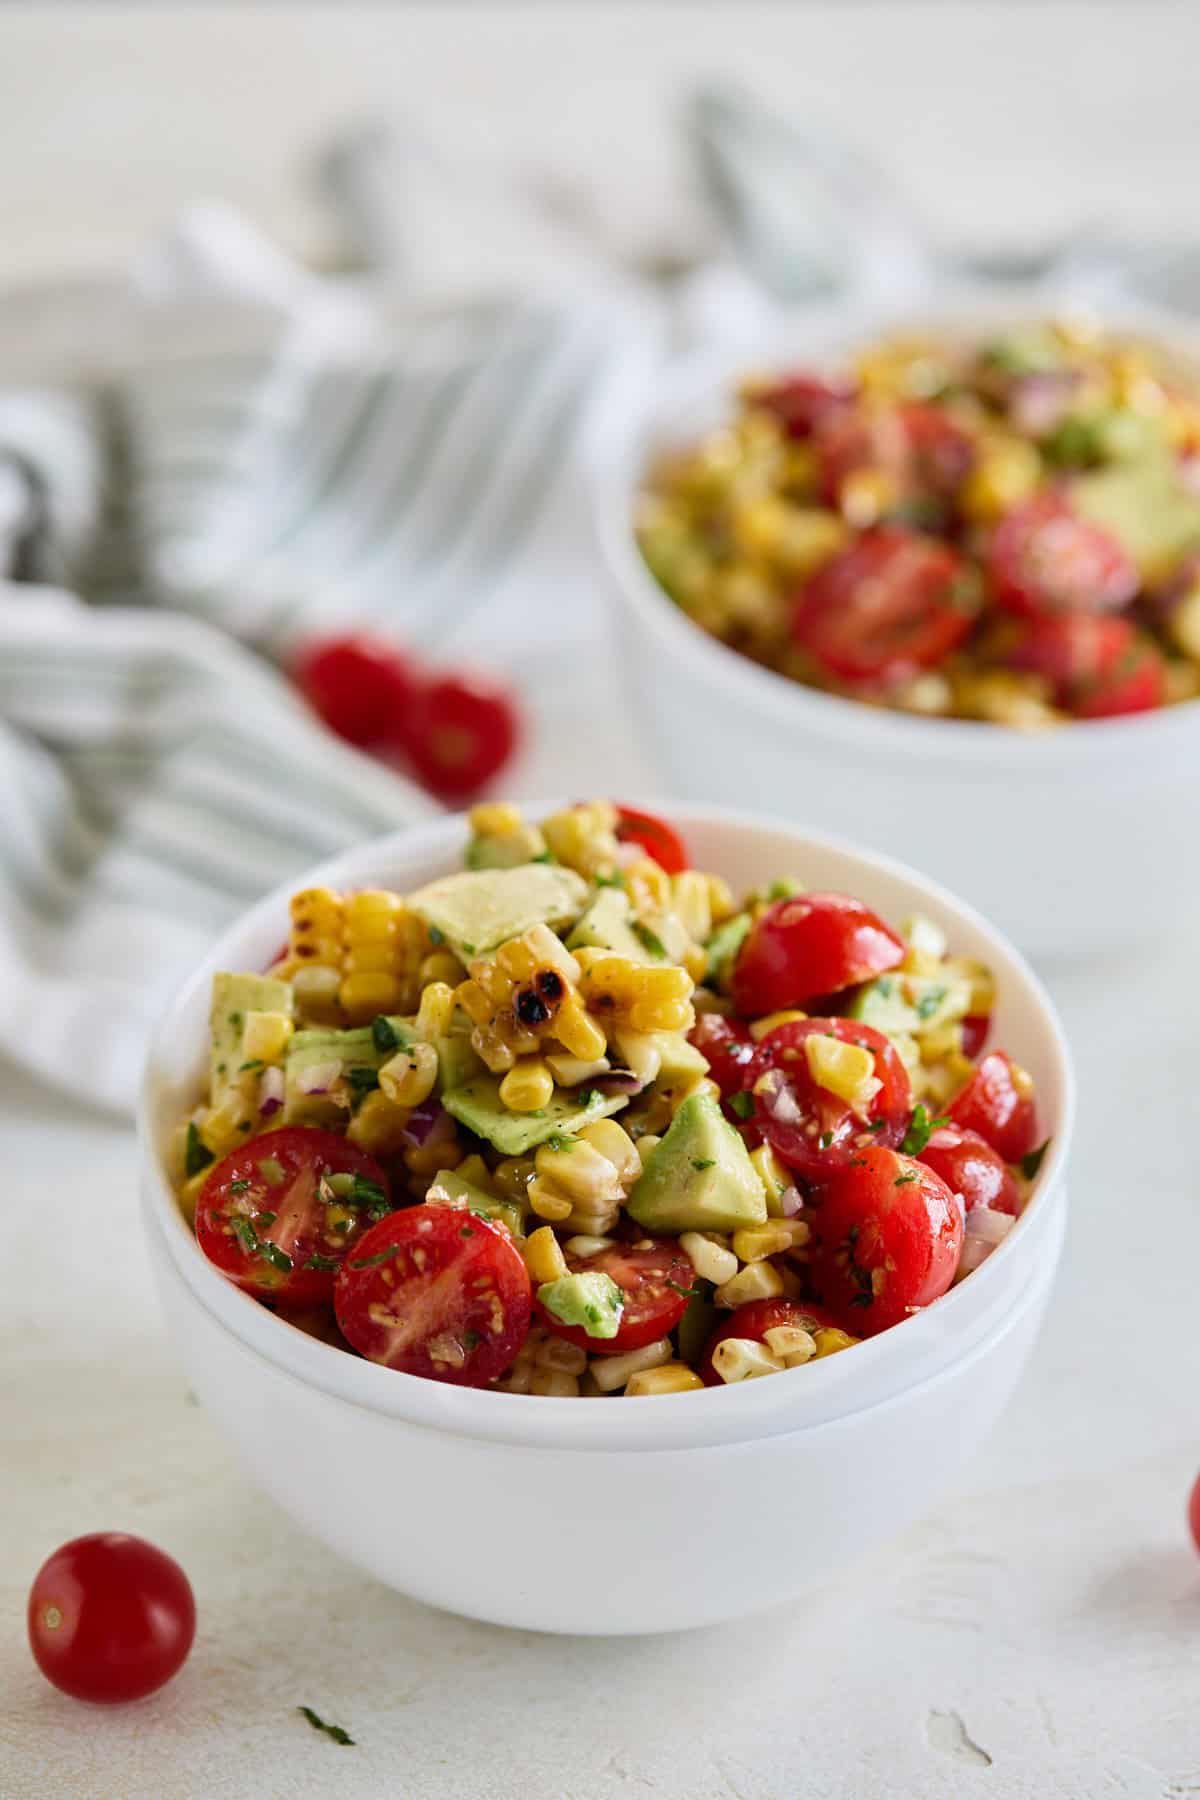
591 292 1200 770
139 802 1076 1454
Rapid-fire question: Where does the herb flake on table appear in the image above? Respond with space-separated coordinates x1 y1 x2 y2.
298 1705 355 1747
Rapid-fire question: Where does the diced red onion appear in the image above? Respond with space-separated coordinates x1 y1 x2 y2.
257 1066 285 1116
956 1205 1015 1278
297 1059 342 1097
756 1067 803 1126
779 1185 805 1218
592 1070 647 1097
1007 370 1083 437
403 1098 453 1149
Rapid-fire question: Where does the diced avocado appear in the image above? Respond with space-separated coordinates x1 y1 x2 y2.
407 864 588 963
371 1012 480 1091
1072 454 1200 580
627 1092 767 1234
465 822 547 870
847 971 970 1037
284 1026 380 1125
537 1271 624 1340
704 911 751 988
645 1030 709 1085
676 1292 718 1365
441 1075 628 1156
567 887 655 962
210 972 293 1105
424 1168 525 1240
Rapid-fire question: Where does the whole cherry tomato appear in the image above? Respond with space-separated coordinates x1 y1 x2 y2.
401 672 520 801
947 1051 1038 1164
988 495 1138 617
699 1298 851 1386
732 891 904 1017
1188 1473 1200 1555
28 1533 195 1703
918 1122 1020 1216
754 370 856 440
614 805 689 874
293 633 416 747
792 526 979 685
807 1146 963 1335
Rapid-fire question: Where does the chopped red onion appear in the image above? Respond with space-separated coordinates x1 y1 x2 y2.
257 1066 285 1116
296 1059 342 1097
403 1098 453 1149
592 1070 647 1097
756 1067 803 1126
956 1205 1015 1278
779 1185 805 1218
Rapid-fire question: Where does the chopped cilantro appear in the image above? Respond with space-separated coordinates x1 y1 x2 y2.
346 1066 380 1103
298 1706 355 1747
303 1253 340 1272
258 1211 277 1227
259 1241 294 1273
691 1157 715 1171
665 1280 702 1299
1021 1138 1052 1181
893 1172 918 1187
228 1177 251 1194
428 925 445 946
462 1329 482 1349
594 868 626 888
576 1088 601 1109
729 1091 755 1120
914 986 947 1022
239 1059 264 1074
632 921 667 960
866 1119 887 1133
371 1015 400 1054
874 976 895 998
349 1245 400 1270
184 1123 214 1178
531 850 554 865
238 1119 253 1132
230 1217 258 1254
546 1132 576 1153
459 1225 476 1238
900 1103 950 1156
460 941 476 958
346 1174 389 1219
818 1131 833 1150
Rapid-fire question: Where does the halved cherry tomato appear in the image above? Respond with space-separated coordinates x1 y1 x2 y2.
947 1050 1038 1164
400 672 520 801
1072 638 1168 719
615 805 689 874
334 1206 531 1385
898 402 976 496
28 1533 195 1704
747 1017 912 1179
732 892 904 1018
195 1127 391 1307
1188 1472 1200 1555
961 1014 991 1059
698 1297 848 1386
791 526 979 684
293 633 416 747
988 494 1138 617
918 1123 1019 1216
754 371 856 440
808 1146 963 1335
535 1238 696 1355
688 1012 756 1101
814 403 973 505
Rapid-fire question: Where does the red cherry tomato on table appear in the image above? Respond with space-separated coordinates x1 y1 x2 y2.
988 495 1138 617
791 526 979 685
401 672 520 802
918 1123 1020 1216
614 805 689 874
960 1014 991 1059
808 1146 964 1335
194 1127 391 1308
747 1017 913 1179
535 1238 696 1355
947 1051 1038 1164
732 892 905 1018
688 1012 756 1101
1188 1474 1200 1555
28 1533 195 1704
754 370 856 440
335 1206 531 1385
1009 610 1165 717
698 1297 848 1386
293 634 417 747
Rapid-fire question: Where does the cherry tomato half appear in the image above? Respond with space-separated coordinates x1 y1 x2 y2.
401 672 520 802
918 1123 1019 1216
814 404 973 508
755 370 856 440
808 1146 963 1335
536 1238 696 1355
28 1533 195 1704
293 633 417 748
1072 638 1168 720
960 1014 991 1059
614 805 689 874
688 1012 757 1101
698 1297 848 1386
988 495 1138 617
335 1206 531 1385
747 1017 913 1180
195 1127 391 1308
792 526 978 685
947 1051 1038 1164
732 892 905 1018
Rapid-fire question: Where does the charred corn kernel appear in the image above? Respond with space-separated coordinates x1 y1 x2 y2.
732 1221 805 1262
545 1051 610 1087
840 466 899 528
960 437 1041 522
339 970 404 1020
377 1040 438 1107
750 1144 793 1217
626 1362 705 1397
577 952 694 1035
748 1008 808 1042
499 1057 555 1113
714 1260 786 1309
564 1234 615 1258
291 964 343 1023
611 1028 663 1086
805 1036 879 1108
669 872 715 943
541 802 620 874
712 1337 784 1383
679 1230 738 1286
1009 1059 1036 1102
705 874 736 924
527 1182 574 1223
419 950 466 988
524 1225 568 1285
346 1090 412 1155
624 857 673 918
496 923 582 987
492 1155 537 1201
536 1335 588 1375
635 1134 661 1166
764 1324 817 1363
468 802 524 836
590 1339 673 1393
241 1010 293 1064
554 996 608 1062
415 981 457 1041
289 886 344 963
345 888 404 929
529 1368 580 1397
577 1118 641 1187
814 1326 858 1358
535 1137 623 1206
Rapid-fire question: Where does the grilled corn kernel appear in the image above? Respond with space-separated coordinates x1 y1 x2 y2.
840 466 899 528
941 957 996 1016
749 1144 793 1218
499 1057 555 1113
468 802 524 836
554 997 609 1062
805 1035 879 1108
577 1118 641 1187
545 1051 610 1086
747 1009 808 1042
541 802 620 874
712 1337 784 1383
419 950 466 988
529 1368 581 1397
536 1334 588 1375
764 1324 817 1364
576 952 694 1036
589 1339 673 1392
524 1225 568 1285
714 1260 786 1309
732 1221 806 1263
339 970 405 1020
625 1363 705 1397
526 1182 574 1223
346 1090 412 1154
534 1138 623 1206
960 437 1041 522
563 1234 615 1258
198 1093 253 1157
378 1040 439 1107
814 1326 859 1358
611 1028 663 1086
415 980 458 1041
290 964 343 1023
679 1230 738 1286
241 1010 293 1064
452 1153 493 1192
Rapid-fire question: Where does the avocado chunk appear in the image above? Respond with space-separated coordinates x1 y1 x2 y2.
284 1026 382 1124
627 1092 767 1234
703 911 751 988
537 1271 624 1340
1072 454 1200 580
847 971 970 1037
424 1168 525 1240
441 1075 629 1156
567 887 655 962
407 864 589 963
465 822 548 870
646 1030 709 1085
210 972 293 1105
372 1012 480 1090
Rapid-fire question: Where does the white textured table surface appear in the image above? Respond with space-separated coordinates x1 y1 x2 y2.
3 6 1200 1796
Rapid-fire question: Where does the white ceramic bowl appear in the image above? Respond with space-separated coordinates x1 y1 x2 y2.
594 302 1200 957
140 806 1074 1634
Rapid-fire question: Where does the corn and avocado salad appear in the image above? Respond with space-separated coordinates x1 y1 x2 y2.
174 801 1046 1395
637 318 1200 725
